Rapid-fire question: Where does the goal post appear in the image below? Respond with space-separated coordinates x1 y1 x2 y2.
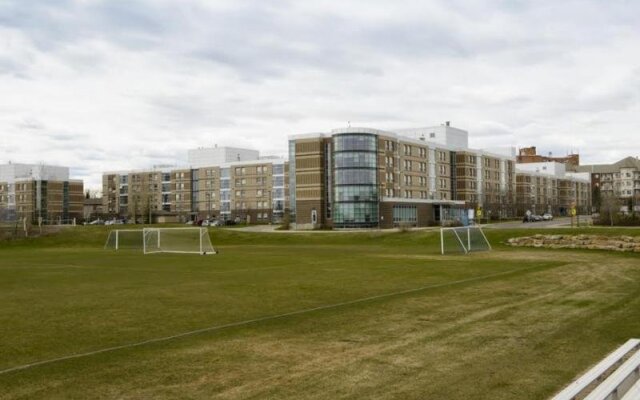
440 225 491 255
143 227 216 255
104 229 144 250
105 227 216 255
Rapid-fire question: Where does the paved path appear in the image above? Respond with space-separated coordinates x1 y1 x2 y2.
483 216 591 230
222 217 595 233
221 225 440 233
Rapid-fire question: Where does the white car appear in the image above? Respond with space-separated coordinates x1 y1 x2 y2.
542 213 553 221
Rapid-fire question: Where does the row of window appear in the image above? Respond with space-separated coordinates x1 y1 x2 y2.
402 175 428 187
234 165 271 175
335 169 377 185
334 186 378 202
333 202 378 225
334 134 377 152
334 152 377 169
233 202 272 210
234 189 267 198
393 205 417 224
382 188 447 200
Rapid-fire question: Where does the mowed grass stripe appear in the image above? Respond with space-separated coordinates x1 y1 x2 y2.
0 261 560 376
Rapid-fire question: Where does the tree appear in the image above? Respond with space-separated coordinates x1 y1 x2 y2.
599 195 621 226
592 185 601 212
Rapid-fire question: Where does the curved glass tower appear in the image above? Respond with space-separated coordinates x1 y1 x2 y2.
332 133 379 228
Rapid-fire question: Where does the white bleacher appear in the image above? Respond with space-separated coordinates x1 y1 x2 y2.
551 339 640 400
621 379 640 400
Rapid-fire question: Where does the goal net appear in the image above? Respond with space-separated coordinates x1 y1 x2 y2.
143 227 216 255
440 225 491 255
104 229 144 250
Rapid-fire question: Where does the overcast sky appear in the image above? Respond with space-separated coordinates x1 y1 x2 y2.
1 0 639 190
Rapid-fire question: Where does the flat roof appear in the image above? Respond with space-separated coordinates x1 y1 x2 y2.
289 126 515 160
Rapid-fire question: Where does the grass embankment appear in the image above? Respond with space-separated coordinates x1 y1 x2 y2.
0 226 639 399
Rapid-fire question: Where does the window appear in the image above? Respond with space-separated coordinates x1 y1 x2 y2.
257 189 263 197
334 134 377 151
404 144 411 156
393 205 417 225
335 152 377 168
404 175 412 185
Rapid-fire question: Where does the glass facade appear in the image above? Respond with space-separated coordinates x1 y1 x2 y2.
332 133 379 228
393 204 417 226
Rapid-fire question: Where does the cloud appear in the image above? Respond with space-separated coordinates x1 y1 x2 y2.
0 0 639 190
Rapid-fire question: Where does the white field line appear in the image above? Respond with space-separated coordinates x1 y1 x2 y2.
0 263 557 376
0 264 287 274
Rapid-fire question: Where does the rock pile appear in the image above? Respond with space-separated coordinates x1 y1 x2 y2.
506 234 640 252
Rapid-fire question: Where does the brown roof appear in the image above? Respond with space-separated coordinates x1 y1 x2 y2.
576 156 640 174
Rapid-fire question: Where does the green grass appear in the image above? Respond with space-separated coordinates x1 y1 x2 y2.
0 226 639 399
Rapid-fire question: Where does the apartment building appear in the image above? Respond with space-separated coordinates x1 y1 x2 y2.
289 125 516 229
454 150 516 218
515 162 591 215
576 157 640 212
102 149 288 223
0 163 84 223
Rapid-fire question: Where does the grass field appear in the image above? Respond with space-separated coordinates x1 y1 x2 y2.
1 226 639 399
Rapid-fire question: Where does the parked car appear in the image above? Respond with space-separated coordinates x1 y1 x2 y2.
185 220 194 225
88 219 104 225
542 213 553 221
531 214 543 222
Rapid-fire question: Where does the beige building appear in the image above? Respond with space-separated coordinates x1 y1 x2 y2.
289 125 516 229
102 157 288 223
515 162 591 215
576 157 640 212
0 163 84 223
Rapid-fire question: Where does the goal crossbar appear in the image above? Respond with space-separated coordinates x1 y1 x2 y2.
105 227 216 255
143 227 216 255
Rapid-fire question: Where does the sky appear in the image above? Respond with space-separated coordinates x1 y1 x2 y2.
1 0 639 191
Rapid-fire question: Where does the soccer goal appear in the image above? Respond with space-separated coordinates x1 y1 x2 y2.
143 227 216 255
440 225 491 255
104 229 144 250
